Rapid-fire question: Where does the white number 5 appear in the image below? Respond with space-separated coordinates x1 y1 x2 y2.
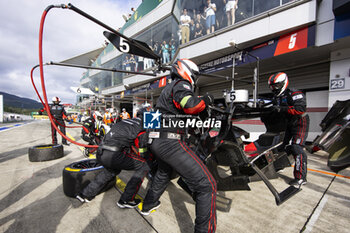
289 33 297 49
119 37 130 53
229 91 236 101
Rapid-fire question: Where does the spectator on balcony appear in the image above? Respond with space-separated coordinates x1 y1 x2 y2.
188 8 196 20
195 13 206 32
190 19 196 40
129 55 136 72
194 22 204 39
205 0 217 34
218 0 228 28
170 39 176 60
135 55 139 71
180 8 191 44
177 25 182 43
154 41 161 58
171 33 179 48
124 55 131 72
226 0 238 25
161 40 170 64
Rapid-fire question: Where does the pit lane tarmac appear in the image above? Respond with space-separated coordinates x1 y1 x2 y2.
0 120 349 233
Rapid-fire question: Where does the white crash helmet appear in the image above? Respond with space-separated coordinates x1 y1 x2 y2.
171 58 200 86
142 103 152 111
52 96 61 104
268 72 289 96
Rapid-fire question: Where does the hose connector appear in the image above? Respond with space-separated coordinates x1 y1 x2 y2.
59 4 69 9
45 4 68 11
51 4 68 9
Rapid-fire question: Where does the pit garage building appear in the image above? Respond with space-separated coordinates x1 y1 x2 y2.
75 0 350 141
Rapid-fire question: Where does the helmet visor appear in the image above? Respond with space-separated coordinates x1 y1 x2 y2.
192 70 199 82
269 82 284 91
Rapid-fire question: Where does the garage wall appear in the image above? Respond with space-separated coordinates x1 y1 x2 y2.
306 90 329 141
329 48 350 107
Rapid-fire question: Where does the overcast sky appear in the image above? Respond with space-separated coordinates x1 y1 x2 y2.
0 0 142 104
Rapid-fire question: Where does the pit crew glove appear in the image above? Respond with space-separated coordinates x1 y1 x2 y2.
272 105 288 113
202 94 214 106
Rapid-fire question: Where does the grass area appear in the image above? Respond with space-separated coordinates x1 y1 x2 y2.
4 105 40 115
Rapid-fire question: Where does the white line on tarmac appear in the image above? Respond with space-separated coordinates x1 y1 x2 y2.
303 195 329 233
0 121 35 133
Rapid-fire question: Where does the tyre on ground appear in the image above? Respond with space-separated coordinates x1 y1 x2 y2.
62 159 116 197
28 144 64 162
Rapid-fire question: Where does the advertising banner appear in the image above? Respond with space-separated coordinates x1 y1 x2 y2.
199 25 316 74
116 75 171 99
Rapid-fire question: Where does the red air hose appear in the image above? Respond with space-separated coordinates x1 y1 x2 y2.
30 65 83 129
38 5 97 148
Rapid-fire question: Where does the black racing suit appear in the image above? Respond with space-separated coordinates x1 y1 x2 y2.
143 79 217 233
49 103 67 144
274 88 309 180
81 117 101 153
81 117 152 203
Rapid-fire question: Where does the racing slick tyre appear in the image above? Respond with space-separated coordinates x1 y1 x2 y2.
62 159 116 198
28 144 64 162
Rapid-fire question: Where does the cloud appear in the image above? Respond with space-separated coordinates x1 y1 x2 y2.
0 0 141 104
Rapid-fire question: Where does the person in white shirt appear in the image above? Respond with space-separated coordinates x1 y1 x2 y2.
180 9 191 44
226 0 238 25
205 0 217 34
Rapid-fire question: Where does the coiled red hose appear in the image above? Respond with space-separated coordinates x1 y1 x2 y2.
30 64 83 129
37 5 97 148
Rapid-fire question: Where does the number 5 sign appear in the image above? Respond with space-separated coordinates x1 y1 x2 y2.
274 27 308 56
288 33 297 49
119 37 130 53
103 31 160 60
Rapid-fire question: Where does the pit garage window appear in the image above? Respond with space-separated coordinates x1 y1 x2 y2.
133 16 180 65
103 16 179 78
82 16 180 93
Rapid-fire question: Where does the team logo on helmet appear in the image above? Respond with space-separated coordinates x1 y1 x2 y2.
172 59 199 85
268 72 289 96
